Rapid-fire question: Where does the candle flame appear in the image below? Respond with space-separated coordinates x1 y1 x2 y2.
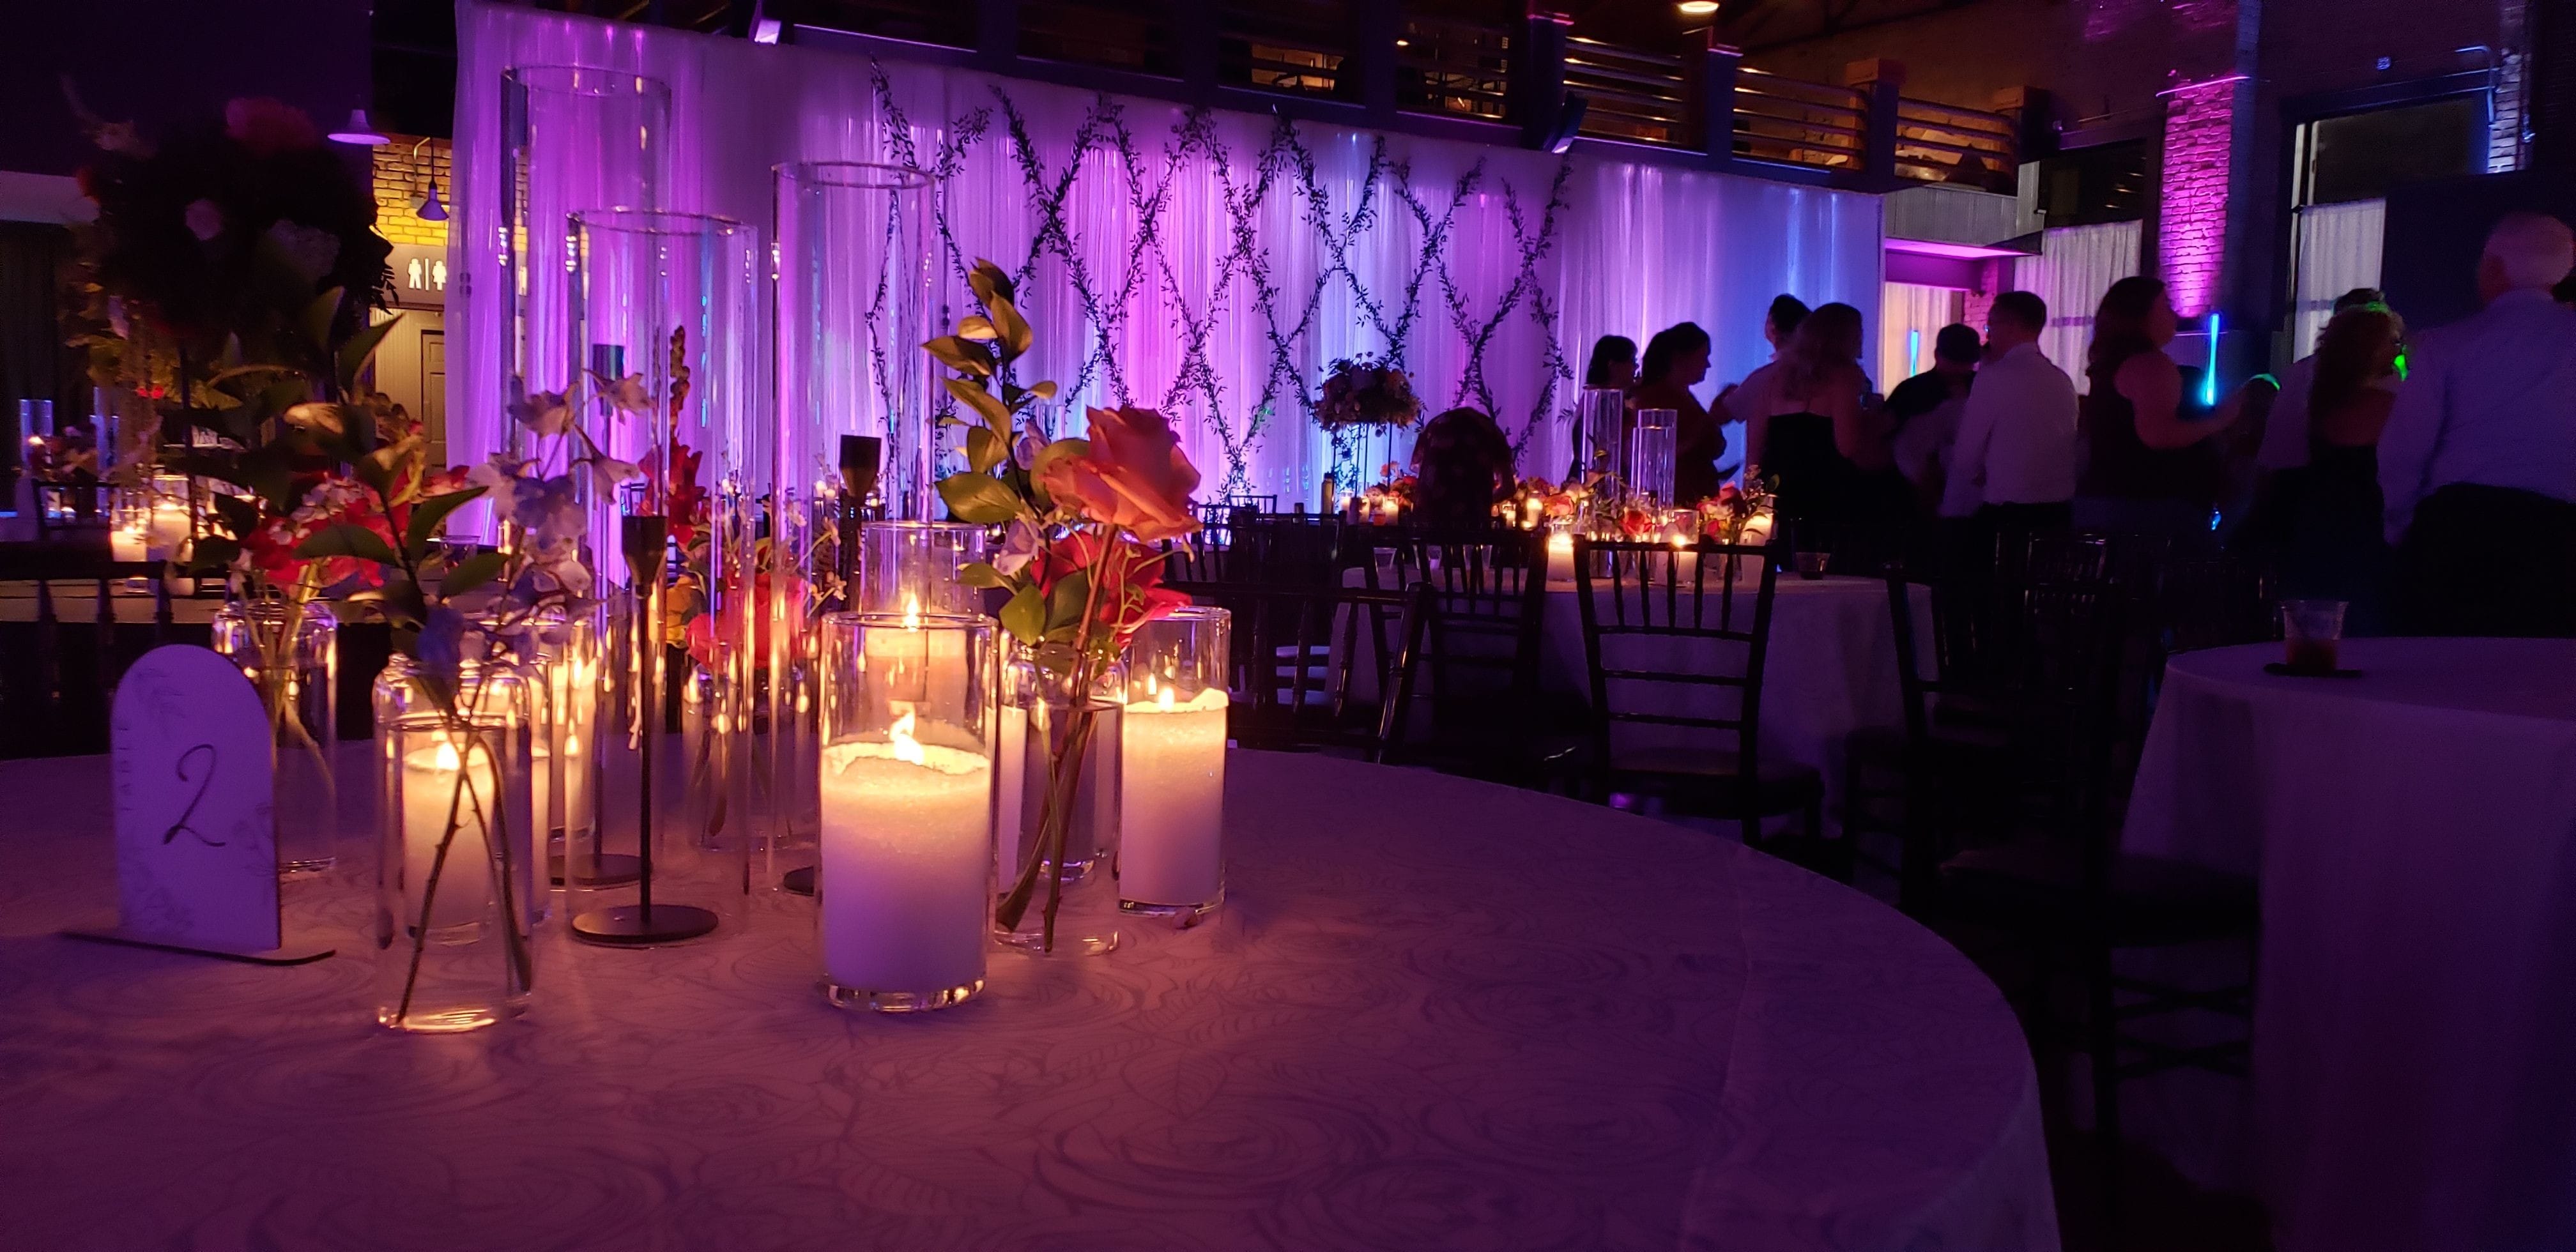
565 732 582 756
432 740 461 770
1156 686 1176 711
889 701 923 765
901 595 921 630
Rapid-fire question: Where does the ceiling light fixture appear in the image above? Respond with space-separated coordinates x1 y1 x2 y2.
1677 1 1721 16
327 109 390 146
411 138 448 221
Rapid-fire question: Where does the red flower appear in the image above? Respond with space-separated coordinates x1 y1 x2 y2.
684 571 811 671
656 442 709 544
1035 407 1201 543
224 98 320 157
1030 530 1189 646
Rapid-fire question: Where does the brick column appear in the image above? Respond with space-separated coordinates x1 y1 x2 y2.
2156 77 2235 319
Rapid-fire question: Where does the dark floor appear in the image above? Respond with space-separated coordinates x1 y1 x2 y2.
2050 1123 2273 1251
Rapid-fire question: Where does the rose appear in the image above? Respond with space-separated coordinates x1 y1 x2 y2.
1036 406 1200 543
222 98 319 157
1029 531 1190 645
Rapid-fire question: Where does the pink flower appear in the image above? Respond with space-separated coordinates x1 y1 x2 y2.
223 98 320 156
183 199 223 241
1036 406 1201 542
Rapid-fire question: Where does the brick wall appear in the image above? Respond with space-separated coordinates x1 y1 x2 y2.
2158 79 2234 317
372 135 451 249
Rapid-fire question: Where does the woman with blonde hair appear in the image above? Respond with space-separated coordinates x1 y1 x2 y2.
1751 301 1882 535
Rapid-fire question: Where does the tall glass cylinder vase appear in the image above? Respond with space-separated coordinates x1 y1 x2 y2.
569 209 760 942
774 163 937 526
995 646 1122 955
373 656 537 1033
816 611 998 1011
1629 408 1677 507
502 66 669 478
859 520 990 615
210 599 339 877
1576 385 1627 487
1119 607 1232 917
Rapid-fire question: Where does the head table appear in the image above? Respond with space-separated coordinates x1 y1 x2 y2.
2122 637 2576 1252
0 749 2054 1251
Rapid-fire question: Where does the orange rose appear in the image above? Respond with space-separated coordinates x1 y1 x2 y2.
1038 406 1202 542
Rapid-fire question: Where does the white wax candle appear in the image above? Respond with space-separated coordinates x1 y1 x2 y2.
401 742 497 929
1545 533 1574 584
818 733 992 994
995 703 1028 885
111 526 146 562
1119 687 1228 907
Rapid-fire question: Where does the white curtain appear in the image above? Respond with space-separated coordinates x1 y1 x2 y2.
448 1 1883 502
1874 282 1965 394
2290 199 2386 356
2012 220 2142 392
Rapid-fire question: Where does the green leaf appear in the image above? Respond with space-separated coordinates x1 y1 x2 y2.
1044 569 1091 632
958 561 1008 590
922 335 993 378
295 522 401 567
404 486 487 558
336 313 402 393
937 473 1022 525
998 584 1046 644
942 377 1011 429
1026 380 1059 400
986 294 1033 358
965 425 1006 474
187 537 240 576
301 288 343 357
439 550 507 599
956 314 999 342
209 493 263 540
967 259 1006 307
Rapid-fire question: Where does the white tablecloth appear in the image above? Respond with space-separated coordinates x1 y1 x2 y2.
0 750 2055 1251
2122 637 2576 1252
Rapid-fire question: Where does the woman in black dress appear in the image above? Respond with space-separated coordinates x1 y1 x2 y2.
2274 305 2404 630
2076 277 2242 536
1632 323 1721 503
1753 302 1882 542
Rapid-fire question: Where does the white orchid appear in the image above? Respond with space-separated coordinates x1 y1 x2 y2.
507 390 571 436
993 516 1043 577
602 374 654 417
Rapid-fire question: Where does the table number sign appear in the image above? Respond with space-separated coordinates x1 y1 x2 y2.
69 645 330 964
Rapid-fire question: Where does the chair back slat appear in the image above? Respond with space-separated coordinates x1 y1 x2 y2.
1572 537 1781 774
1165 579 1427 762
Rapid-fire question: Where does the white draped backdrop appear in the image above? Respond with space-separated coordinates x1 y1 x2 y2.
2013 220 2142 392
448 1 1883 503
2290 199 2387 357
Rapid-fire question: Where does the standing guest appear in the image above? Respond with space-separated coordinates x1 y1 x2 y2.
2381 211 2576 636
2074 277 2239 535
2255 287 2391 474
2271 306 2403 630
1633 322 1722 502
1943 291 2078 530
1730 294 1813 471
1583 335 1639 390
1410 407 1517 529
1754 302 1880 538
1890 324 1983 513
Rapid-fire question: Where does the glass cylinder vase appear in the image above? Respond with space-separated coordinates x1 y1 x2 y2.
995 646 1123 956
209 599 340 877
774 162 938 525
1119 606 1232 917
1576 385 1627 487
858 519 990 616
372 655 537 1033
815 611 997 1011
1629 408 1677 506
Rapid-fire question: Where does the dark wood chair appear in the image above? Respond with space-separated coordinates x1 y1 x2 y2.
1362 526 1571 782
0 544 178 758
1569 537 1826 864
1164 579 1427 762
1928 568 2257 1220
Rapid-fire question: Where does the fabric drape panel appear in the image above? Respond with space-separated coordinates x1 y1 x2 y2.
449 1 1882 503
1874 282 1965 394
2012 220 2142 392
2290 199 2386 357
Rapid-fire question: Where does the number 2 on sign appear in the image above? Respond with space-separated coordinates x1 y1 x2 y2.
161 744 223 848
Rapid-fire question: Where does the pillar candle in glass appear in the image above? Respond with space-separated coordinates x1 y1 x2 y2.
858 520 990 616
1119 606 1232 917
815 611 997 1011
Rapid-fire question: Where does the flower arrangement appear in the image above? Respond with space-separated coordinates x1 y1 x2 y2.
1500 475 1595 530
1315 354 1422 430
1696 477 1775 544
924 259 1200 949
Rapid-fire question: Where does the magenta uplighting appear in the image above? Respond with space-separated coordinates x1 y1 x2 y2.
2158 77 2234 318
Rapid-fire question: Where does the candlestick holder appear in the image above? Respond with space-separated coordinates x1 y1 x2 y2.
1119 606 1232 917
816 610 998 1011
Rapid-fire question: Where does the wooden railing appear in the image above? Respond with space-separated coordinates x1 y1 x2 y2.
1894 96 2019 190
1735 66 1868 172
1563 36 1691 147
1395 14 1512 122
1219 0 1353 99
1018 1 1174 76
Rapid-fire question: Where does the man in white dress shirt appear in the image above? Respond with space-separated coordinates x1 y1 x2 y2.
1943 291 2080 529
2380 212 2576 636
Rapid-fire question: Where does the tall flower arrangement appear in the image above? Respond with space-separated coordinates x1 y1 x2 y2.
924 261 1200 948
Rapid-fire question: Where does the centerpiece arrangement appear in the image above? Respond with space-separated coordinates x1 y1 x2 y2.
1315 354 1421 510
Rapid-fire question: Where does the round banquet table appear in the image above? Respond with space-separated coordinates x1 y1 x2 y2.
0 749 2056 1251
2121 637 2576 1252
